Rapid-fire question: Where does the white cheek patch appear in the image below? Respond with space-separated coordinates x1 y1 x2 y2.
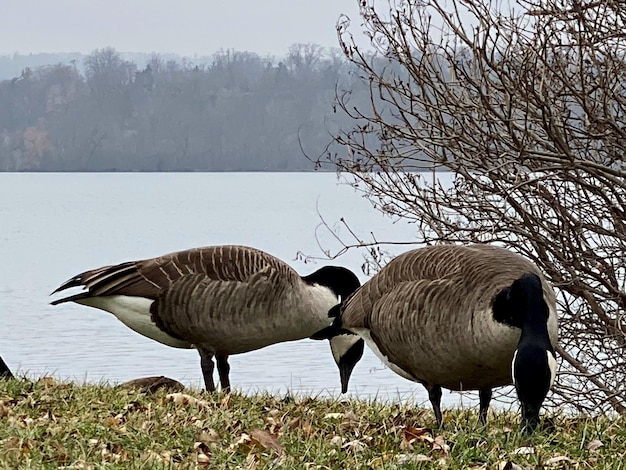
330 334 358 364
547 350 557 387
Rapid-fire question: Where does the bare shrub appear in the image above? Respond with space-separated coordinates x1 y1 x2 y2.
319 0 626 414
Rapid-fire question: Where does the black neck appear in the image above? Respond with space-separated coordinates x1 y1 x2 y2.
518 296 553 351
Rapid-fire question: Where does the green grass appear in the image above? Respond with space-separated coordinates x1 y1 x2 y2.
1 377 624 469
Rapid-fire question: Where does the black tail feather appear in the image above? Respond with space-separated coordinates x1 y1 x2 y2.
50 292 93 306
50 276 85 295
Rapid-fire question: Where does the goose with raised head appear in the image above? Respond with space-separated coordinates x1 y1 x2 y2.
314 244 558 432
51 245 364 392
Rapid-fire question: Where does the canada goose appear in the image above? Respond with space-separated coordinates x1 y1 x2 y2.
314 244 558 432
50 245 364 392
0 356 13 379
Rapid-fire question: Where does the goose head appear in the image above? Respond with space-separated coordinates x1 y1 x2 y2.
330 331 364 393
304 266 364 393
310 304 365 394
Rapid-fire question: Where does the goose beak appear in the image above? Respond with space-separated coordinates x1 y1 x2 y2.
339 362 355 394
338 339 364 393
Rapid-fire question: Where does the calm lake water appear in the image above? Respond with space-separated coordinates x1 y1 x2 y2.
0 172 496 410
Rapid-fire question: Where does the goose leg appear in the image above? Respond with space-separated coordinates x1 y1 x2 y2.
216 355 231 392
198 349 216 392
478 388 492 424
520 402 540 434
426 384 443 427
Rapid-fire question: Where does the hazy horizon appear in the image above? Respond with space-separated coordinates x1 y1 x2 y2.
0 1 362 56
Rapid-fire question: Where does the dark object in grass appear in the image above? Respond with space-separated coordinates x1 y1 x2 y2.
0 356 13 379
118 376 185 393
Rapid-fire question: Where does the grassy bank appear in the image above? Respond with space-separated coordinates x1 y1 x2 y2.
0 377 624 469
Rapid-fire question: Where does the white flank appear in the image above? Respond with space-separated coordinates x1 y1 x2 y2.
351 327 415 381
76 295 192 349
547 350 557 387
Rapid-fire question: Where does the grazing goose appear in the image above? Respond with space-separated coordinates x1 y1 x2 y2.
50 245 364 392
314 244 558 432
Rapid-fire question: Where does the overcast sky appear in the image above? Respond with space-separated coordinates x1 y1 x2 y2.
0 0 362 56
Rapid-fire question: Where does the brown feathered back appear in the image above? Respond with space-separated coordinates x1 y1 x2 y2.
60 245 300 300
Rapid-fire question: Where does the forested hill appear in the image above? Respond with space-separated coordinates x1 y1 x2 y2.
0 46 368 171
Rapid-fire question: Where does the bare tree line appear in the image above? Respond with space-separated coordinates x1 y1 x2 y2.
0 45 369 171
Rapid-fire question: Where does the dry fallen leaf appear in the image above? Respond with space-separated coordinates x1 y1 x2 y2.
265 409 282 426
103 416 122 427
545 455 574 466
401 426 433 450
3 437 32 458
340 411 361 431
166 393 209 408
342 439 367 453
194 441 211 453
513 446 535 455
587 439 604 452
236 453 259 470
21 416 34 428
285 416 300 430
56 452 71 466
397 453 432 464
405 426 432 442
220 394 231 408
329 435 343 447
197 429 221 445
100 442 128 463
194 441 213 465
300 421 315 437
432 435 450 453
249 429 285 456
65 459 91 469
0 403 10 419
197 451 211 465
38 376 55 388
230 433 252 453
